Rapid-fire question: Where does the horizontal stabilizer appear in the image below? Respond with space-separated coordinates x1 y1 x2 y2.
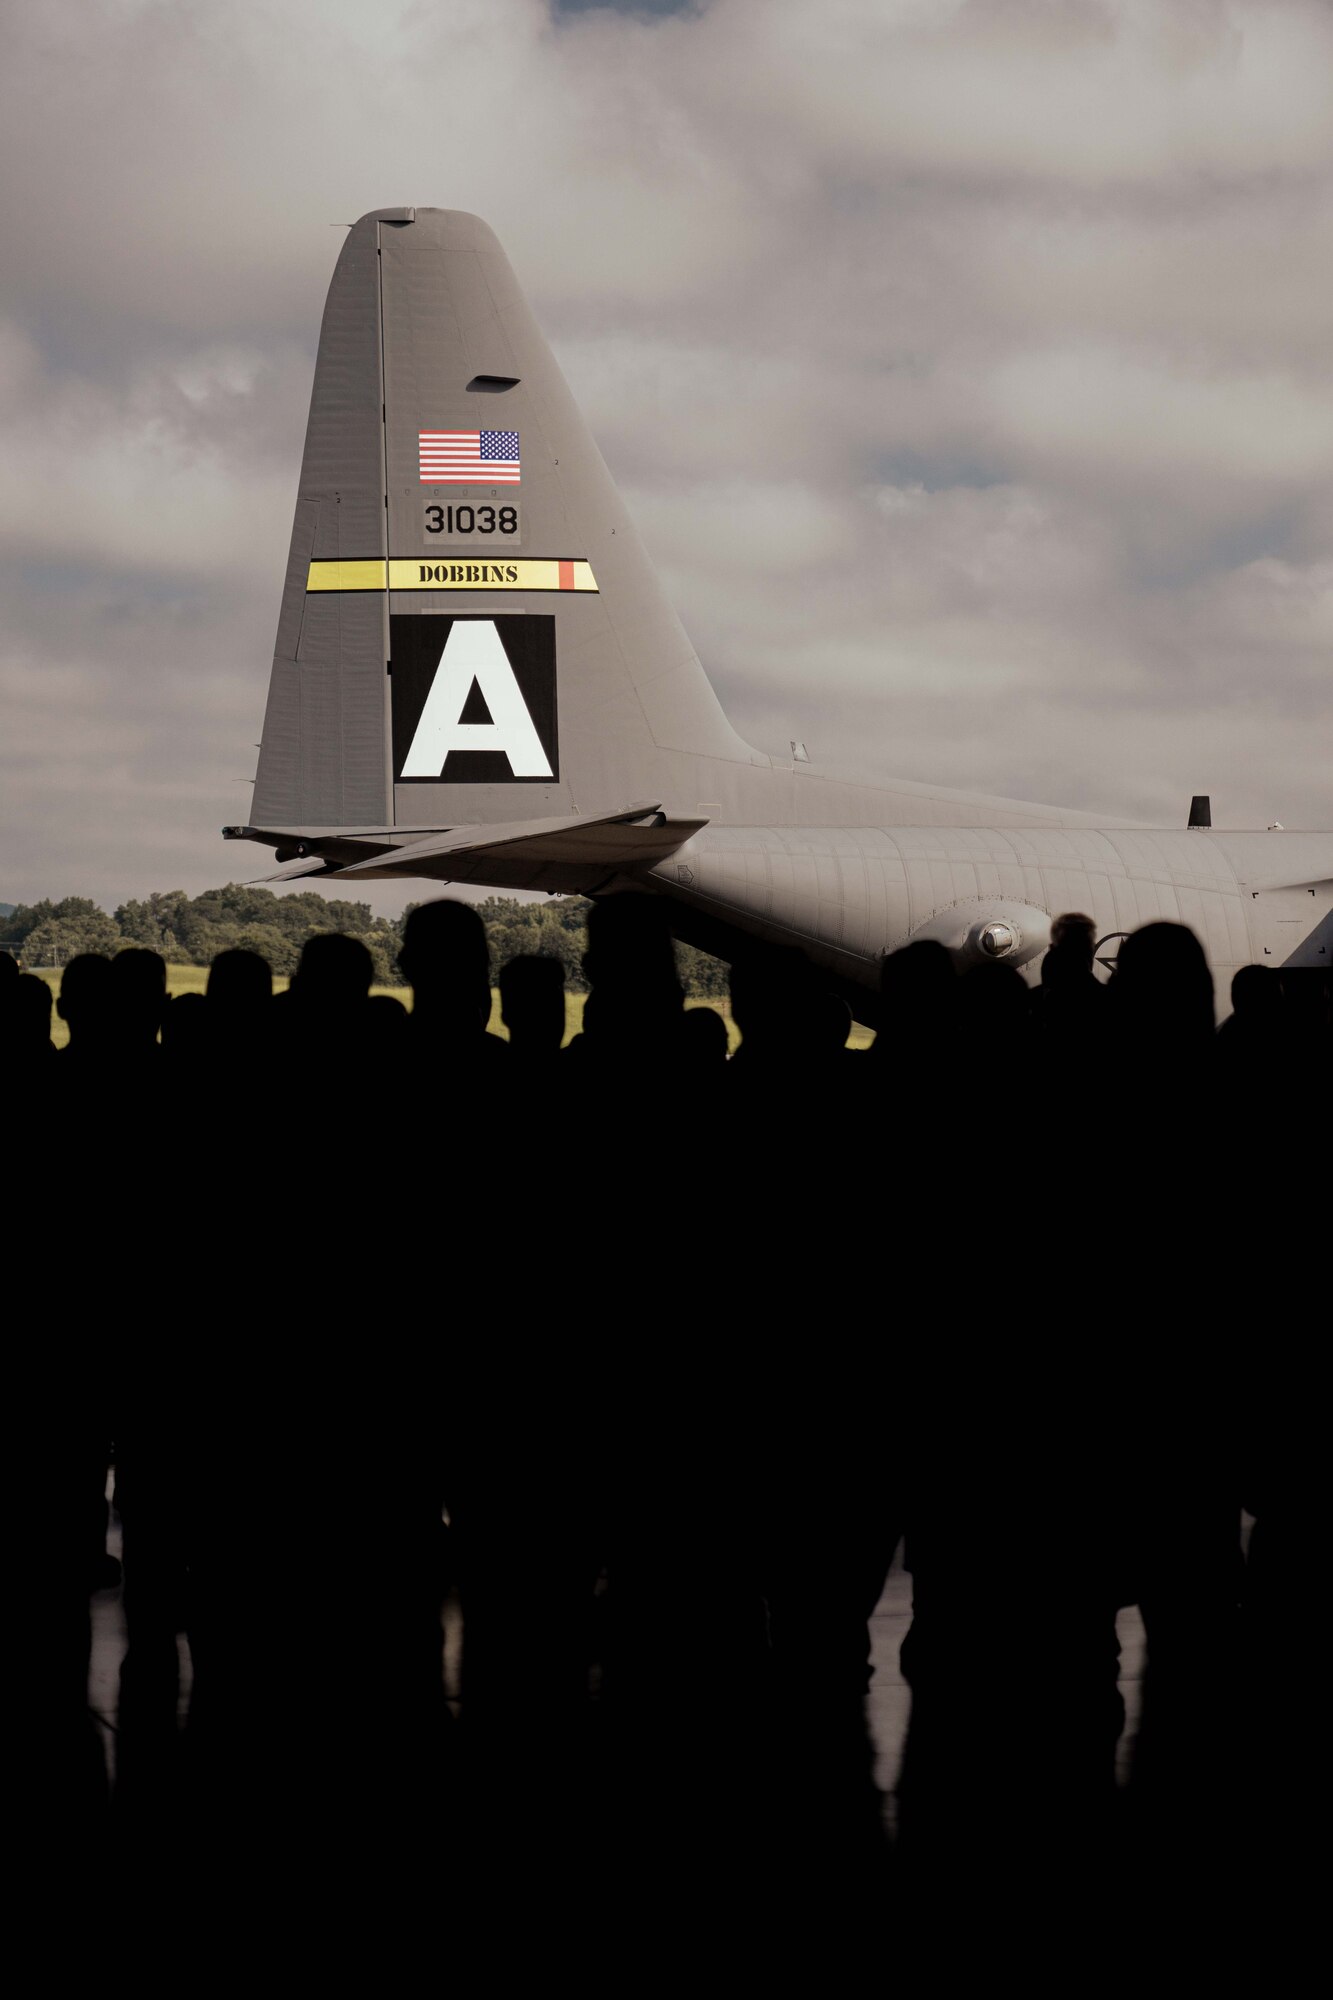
224 823 402 867
225 804 707 895
335 806 708 888
247 858 354 884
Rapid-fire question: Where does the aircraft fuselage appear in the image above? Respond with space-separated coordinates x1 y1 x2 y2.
641 824 1333 1004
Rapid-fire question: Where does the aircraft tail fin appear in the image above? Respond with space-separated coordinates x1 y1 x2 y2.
248 207 757 846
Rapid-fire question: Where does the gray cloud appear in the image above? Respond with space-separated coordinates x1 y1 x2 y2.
1 0 1330 911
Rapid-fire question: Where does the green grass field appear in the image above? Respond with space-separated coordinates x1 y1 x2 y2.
33 965 872 1053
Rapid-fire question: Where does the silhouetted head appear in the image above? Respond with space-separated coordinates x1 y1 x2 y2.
582 894 682 1045
500 954 566 1054
1114 921 1214 1049
400 899 491 1032
9 972 54 1057
957 960 1031 1048
160 989 208 1056
109 947 168 1050
57 953 114 1047
291 931 374 1011
730 943 831 1062
680 1003 730 1066
1230 963 1282 1023
877 939 956 1050
208 948 273 1010
1044 912 1097 986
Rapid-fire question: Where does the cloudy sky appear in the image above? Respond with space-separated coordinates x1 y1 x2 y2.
2 0 1330 912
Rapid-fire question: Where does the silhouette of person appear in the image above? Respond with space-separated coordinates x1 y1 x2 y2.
954 959 1031 1066
399 898 506 1064
207 946 273 1014
1104 920 1218 1187
280 930 380 1063
895 1386 1126 1909
1110 920 1215 1065
1044 911 1101 994
1032 912 1104 1037
1238 1375 1320 1911
1119 1371 1243 1931
159 989 209 1059
1216 963 1286 1088
107 947 168 1058
290 930 374 1012
499 953 566 1057
56 952 115 1060
729 943 844 1069
14 1428 114 1847
6 971 56 1065
115 1426 194 1686
873 938 957 1069
574 892 684 1066
198 947 275 1072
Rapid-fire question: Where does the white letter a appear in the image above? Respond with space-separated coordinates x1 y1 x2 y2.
402 621 552 778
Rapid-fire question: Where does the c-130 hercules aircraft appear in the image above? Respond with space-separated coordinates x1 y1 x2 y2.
226 207 1333 1011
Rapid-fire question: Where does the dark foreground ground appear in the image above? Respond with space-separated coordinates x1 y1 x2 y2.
86 1509 1154 1834
19 1461 1312 1990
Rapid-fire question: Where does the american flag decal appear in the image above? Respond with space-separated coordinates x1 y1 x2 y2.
419 431 520 485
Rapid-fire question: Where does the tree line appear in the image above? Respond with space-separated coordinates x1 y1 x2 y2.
0 887 730 997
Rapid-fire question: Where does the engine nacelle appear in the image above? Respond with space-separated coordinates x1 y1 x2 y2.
907 900 1052 974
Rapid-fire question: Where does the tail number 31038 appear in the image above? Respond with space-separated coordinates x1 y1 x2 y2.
425 504 520 536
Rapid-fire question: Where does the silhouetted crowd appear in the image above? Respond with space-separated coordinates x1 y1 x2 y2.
6 900 1327 1968
5 895 1328 1087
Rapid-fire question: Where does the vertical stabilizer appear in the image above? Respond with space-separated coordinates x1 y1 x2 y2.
251 208 757 831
